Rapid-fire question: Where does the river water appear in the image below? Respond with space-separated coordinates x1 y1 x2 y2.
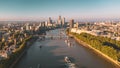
15 29 118 68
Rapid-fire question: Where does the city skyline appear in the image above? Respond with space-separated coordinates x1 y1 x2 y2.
0 0 120 21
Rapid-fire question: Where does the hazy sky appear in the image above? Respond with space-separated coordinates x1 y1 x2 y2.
0 0 120 21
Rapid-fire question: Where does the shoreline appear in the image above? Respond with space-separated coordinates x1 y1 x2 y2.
9 37 37 68
9 48 27 68
68 34 120 68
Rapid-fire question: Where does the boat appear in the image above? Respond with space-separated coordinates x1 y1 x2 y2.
65 40 68 43
37 64 40 68
67 43 71 46
29 64 41 68
39 45 42 48
64 56 77 68
65 63 76 68
64 56 71 63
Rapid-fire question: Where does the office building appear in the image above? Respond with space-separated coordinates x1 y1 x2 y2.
62 17 65 27
70 19 74 28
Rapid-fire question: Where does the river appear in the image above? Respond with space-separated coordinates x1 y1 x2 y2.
14 29 118 68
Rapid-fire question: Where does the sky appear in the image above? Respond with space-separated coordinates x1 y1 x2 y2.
0 0 120 21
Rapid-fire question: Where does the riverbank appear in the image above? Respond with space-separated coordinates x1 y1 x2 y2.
68 34 120 68
9 48 27 68
9 36 38 68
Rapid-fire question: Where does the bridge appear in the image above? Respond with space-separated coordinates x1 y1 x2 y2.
37 35 68 40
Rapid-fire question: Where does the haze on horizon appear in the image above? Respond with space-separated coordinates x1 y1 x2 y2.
0 0 120 21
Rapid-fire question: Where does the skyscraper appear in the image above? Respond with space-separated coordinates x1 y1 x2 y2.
41 22 45 27
76 22 79 28
45 21 48 26
70 19 74 28
58 16 62 26
26 23 30 30
48 17 52 24
58 16 61 21
62 17 65 27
